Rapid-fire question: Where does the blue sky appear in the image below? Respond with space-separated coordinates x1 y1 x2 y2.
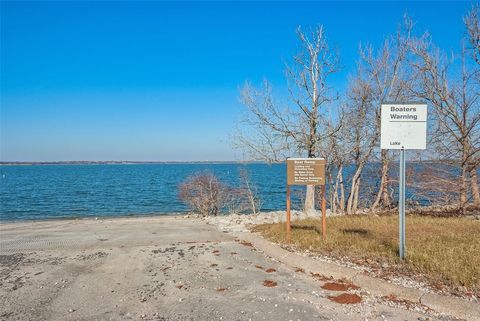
0 1 473 161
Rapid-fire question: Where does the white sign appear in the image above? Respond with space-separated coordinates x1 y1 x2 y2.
380 103 427 150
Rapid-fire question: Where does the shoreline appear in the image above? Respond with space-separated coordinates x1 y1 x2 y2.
0 212 188 225
0 161 271 166
0 210 292 225
2 203 478 225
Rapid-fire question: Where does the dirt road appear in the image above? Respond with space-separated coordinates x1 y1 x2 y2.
0 216 460 321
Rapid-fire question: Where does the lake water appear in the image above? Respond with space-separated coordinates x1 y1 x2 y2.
0 163 297 221
0 163 436 221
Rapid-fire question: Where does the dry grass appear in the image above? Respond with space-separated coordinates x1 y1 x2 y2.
253 215 480 292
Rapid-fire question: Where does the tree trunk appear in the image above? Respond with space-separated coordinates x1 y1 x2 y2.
346 164 363 214
331 170 339 214
353 176 360 212
469 165 480 208
331 191 337 215
304 185 316 214
305 128 316 214
330 165 345 214
460 165 468 215
459 146 470 214
372 150 391 209
339 167 345 212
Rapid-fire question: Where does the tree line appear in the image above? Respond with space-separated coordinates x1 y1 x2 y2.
234 7 480 215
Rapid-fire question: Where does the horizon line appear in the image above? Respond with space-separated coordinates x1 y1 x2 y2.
0 160 273 164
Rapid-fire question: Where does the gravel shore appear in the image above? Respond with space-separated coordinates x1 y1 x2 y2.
200 210 331 233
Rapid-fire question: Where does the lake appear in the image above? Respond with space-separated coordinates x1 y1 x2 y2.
0 163 298 221
0 162 442 221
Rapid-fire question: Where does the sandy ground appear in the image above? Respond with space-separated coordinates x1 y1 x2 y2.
0 216 462 321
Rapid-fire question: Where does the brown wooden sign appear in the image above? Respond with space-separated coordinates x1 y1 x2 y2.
285 157 327 243
287 158 326 185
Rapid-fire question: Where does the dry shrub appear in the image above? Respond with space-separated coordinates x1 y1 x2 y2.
222 186 250 214
179 170 262 216
222 168 262 214
407 162 461 206
179 172 226 216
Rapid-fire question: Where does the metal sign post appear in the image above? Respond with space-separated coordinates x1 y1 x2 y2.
380 102 427 260
285 158 326 243
399 147 406 260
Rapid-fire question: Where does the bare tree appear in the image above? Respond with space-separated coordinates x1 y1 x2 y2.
238 168 262 214
235 25 340 213
341 74 377 214
464 5 480 207
235 10 479 214
465 4 480 65
407 32 480 211
365 21 415 210
319 120 347 214
339 18 415 213
234 81 297 162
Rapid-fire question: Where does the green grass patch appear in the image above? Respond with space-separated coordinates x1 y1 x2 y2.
253 215 480 292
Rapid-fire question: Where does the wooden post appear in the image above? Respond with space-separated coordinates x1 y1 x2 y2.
322 184 326 241
286 185 291 243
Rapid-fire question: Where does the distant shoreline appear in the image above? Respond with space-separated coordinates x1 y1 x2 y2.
0 160 270 166
0 159 456 166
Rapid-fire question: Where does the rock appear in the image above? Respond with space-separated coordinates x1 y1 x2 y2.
68 309 75 313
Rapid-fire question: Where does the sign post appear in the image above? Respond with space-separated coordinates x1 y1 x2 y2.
286 184 291 242
399 147 406 259
380 102 427 260
286 158 326 243
321 184 326 239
